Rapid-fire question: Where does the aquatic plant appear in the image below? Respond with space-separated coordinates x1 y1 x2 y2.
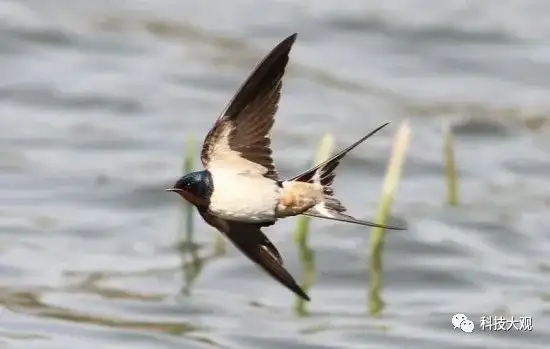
177 136 203 295
294 133 334 316
442 122 459 206
182 136 196 242
213 230 226 257
368 121 411 317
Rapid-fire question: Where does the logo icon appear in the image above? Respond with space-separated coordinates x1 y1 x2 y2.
452 313 475 333
460 319 475 333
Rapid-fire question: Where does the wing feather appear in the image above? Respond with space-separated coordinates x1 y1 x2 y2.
200 33 297 181
223 221 310 301
197 209 310 301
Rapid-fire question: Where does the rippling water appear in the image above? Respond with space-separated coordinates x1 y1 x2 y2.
1 1 550 348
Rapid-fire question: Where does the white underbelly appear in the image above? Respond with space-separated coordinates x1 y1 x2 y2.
209 170 280 222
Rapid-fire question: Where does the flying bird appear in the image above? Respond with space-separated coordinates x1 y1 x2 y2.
167 33 404 302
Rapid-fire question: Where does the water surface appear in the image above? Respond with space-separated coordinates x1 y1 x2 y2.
1 1 550 348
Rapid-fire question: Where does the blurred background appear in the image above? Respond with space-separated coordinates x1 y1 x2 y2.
1 0 549 348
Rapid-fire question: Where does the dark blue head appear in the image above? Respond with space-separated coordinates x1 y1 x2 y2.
166 170 213 207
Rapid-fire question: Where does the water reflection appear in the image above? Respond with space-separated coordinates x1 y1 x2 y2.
178 241 207 297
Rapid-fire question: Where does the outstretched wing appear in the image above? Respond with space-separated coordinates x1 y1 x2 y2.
197 209 310 301
200 33 297 181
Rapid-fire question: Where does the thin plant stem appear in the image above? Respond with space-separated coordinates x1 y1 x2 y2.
294 133 334 316
183 137 196 243
442 122 459 206
368 121 411 317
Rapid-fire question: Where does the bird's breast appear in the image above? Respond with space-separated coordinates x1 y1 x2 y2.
208 168 280 223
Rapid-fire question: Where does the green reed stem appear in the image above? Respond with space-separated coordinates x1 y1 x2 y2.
213 234 226 257
180 137 226 257
177 136 204 296
294 133 334 316
294 215 314 316
183 137 196 243
369 121 411 317
442 122 459 206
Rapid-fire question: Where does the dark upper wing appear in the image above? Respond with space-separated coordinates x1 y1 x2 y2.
200 33 297 181
197 209 310 301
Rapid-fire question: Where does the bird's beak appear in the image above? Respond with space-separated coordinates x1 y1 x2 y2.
165 188 179 193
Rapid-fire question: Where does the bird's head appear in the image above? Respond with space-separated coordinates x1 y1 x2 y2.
166 170 213 207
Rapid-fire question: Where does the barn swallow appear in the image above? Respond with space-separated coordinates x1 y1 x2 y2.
166 33 405 301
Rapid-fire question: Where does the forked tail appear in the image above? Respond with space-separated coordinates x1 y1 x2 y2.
287 122 405 230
